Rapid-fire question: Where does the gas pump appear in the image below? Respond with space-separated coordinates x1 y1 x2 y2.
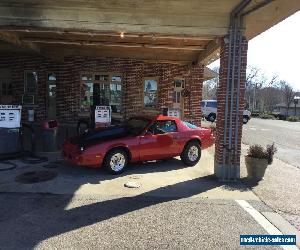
94 106 111 128
167 108 181 118
0 105 48 164
0 105 22 157
77 105 112 135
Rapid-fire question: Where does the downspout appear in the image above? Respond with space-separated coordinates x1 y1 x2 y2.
233 0 275 178
222 0 252 181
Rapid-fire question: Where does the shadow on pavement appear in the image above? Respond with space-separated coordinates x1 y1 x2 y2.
0 174 221 249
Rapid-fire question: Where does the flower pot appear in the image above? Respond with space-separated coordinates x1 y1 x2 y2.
245 155 269 181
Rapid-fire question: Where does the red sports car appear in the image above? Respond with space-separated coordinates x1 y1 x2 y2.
63 115 214 174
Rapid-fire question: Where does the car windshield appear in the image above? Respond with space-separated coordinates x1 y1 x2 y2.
123 117 151 135
183 121 198 129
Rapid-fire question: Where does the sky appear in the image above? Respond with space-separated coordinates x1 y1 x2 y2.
209 10 300 91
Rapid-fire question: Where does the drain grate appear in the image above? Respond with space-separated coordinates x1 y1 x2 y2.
15 170 57 184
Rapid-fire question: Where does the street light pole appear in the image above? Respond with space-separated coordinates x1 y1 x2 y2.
294 96 299 116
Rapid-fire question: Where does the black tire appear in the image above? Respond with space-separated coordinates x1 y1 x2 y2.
180 141 201 166
104 148 128 174
243 116 249 124
207 113 216 123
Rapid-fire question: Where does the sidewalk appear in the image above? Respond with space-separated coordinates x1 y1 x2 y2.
241 144 300 232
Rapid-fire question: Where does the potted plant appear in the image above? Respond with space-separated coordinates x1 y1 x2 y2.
245 143 277 180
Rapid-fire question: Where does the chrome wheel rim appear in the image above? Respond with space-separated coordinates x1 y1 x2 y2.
188 146 199 162
243 117 248 123
110 153 126 172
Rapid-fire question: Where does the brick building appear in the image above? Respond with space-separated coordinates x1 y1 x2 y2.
0 0 299 180
0 55 204 125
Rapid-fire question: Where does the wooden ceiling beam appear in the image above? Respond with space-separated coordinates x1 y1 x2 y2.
0 31 40 53
21 38 206 51
0 27 214 41
197 38 221 65
0 31 66 62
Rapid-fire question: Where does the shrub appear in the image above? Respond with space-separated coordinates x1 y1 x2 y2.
259 113 276 120
247 145 267 159
278 114 287 120
266 143 277 164
251 110 260 117
287 116 299 122
247 143 277 164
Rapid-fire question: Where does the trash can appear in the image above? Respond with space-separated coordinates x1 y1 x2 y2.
41 120 58 152
0 128 21 155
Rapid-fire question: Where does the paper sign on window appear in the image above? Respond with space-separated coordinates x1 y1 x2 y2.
167 108 181 118
95 106 111 123
0 105 22 128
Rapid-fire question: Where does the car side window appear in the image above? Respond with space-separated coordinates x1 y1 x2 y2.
148 120 177 135
207 101 217 108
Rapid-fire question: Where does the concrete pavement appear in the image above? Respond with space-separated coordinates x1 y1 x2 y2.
0 146 298 249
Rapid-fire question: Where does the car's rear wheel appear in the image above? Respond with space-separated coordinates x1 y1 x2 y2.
243 116 249 124
181 141 201 166
104 149 128 174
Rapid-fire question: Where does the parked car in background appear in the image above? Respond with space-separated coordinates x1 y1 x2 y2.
63 115 214 174
201 100 251 124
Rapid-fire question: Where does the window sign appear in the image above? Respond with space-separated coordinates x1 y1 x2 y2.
95 106 111 123
0 105 22 128
48 73 56 81
48 84 56 97
144 79 158 108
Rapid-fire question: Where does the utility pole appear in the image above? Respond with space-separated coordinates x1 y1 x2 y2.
294 96 299 116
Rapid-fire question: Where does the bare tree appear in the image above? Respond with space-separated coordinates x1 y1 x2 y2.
246 66 265 111
280 80 295 116
259 74 279 112
202 66 219 100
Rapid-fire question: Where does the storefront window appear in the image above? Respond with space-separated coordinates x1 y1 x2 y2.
110 83 122 113
144 79 158 108
80 73 123 113
24 71 37 93
80 74 94 112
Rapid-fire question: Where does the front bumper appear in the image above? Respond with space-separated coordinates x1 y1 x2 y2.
62 141 102 167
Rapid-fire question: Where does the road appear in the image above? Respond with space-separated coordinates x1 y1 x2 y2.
242 118 300 168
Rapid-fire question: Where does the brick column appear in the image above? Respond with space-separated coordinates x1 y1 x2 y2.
214 35 248 180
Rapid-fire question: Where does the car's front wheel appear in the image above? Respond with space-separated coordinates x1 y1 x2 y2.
104 149 128 174
181 141 201 166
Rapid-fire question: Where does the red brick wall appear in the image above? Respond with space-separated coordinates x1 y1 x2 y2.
0 54 203 126
215 35 248 179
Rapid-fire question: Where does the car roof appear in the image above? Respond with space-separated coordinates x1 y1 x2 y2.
202 99 217 102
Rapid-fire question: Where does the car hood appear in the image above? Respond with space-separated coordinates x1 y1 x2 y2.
70 125 131 146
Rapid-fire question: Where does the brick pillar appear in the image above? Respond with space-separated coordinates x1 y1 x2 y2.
214 35 248 180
